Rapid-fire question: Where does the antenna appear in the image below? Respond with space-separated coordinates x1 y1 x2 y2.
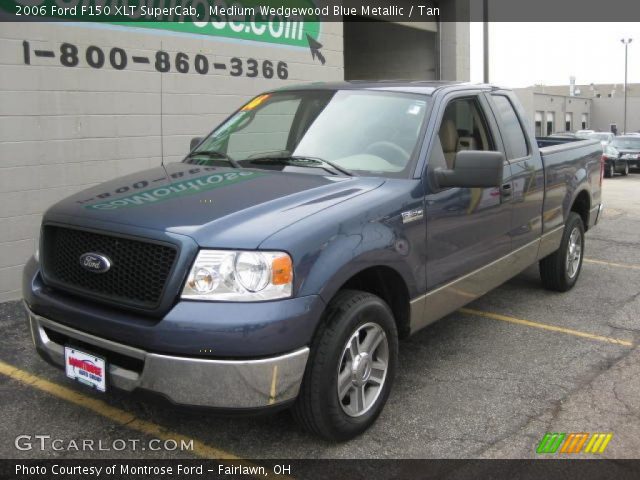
160 41 165 166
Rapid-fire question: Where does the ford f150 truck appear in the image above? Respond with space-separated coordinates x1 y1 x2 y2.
23 82 604 441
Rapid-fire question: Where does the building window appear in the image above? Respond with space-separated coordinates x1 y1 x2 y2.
546 112 555 135
535 111 543 137
581 113 588 129
565 113 572 132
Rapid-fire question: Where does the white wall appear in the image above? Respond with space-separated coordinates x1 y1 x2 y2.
591 96 640 133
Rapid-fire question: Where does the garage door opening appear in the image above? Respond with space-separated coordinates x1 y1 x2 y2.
343 18 438 81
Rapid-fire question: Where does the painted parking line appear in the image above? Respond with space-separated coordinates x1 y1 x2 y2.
0 360 236 458
459 308 633 347
584 258 640 271
0 360 294 480
0 360 290 478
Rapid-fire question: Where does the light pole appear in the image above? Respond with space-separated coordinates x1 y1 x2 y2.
483 0 489 83
621 38 632 134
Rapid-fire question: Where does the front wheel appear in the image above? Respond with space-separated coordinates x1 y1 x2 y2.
539 212 585 292
622 162 630 176
293 290 398 441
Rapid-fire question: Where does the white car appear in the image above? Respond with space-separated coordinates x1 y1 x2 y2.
575 129 595 138
587 132 614 147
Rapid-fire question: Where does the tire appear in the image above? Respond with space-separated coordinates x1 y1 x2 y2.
292 290 398 441
622 162 630 176
539 212 585 292
604 162 614 178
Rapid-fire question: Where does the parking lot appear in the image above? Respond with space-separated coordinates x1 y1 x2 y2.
1 174 639 460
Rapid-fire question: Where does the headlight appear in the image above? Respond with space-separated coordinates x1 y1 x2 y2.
34 248 39 263
182 250 293 301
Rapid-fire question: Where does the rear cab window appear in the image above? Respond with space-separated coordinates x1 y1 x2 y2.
490 94 530 160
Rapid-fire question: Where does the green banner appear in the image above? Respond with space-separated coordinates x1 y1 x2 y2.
4 0 321 48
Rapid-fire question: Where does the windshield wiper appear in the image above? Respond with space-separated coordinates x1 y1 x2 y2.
249 154 353 177
186 150 242 169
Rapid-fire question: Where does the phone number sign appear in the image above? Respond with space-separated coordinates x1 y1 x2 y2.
22 39 290 79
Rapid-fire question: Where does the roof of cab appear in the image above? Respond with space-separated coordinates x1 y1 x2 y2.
269 80 499 95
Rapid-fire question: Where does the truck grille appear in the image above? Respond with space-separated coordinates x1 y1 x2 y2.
41 226 178 311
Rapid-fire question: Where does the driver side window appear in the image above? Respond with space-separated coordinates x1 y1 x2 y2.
437 97 495 169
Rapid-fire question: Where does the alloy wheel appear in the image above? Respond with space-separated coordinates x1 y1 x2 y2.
337 322 389 417
566 227 583 279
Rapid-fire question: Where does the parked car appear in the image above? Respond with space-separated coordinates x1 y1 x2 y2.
586 131 614 147
575 129 596 138
549 132 580 139
604 135 640 175
23 82 604 440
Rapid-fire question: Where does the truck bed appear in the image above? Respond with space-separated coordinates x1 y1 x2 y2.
536 137 602 234
536 136 593 149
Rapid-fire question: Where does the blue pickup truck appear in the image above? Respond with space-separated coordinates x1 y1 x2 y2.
23 82 603 440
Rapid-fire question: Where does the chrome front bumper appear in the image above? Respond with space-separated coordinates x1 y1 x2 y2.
26 305 309 409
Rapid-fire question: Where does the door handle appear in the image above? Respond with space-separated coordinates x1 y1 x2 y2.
501 183 512 198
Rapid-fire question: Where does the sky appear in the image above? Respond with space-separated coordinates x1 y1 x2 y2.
469 23 640 88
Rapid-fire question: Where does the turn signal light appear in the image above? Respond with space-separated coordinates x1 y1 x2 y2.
272 255 293 285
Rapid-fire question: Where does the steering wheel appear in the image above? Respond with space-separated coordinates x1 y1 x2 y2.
365 141 410 166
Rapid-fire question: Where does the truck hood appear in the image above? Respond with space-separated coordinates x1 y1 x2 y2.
44 162 385 248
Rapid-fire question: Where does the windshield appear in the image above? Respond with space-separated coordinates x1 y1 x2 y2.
612 137 640 149
186 90 429 178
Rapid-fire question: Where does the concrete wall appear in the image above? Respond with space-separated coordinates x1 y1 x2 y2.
344 21 437 80
514 88 592 135
0 22 344 302
439 22 470 81
591 96 640 133
439 0 470 81
518 84 640 134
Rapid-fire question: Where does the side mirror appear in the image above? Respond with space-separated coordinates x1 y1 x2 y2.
190 137 203 152
435 150 505 188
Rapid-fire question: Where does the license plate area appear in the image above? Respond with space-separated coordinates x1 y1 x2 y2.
64 346 107 392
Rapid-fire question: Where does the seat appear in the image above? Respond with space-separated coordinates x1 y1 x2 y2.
439 119 459 168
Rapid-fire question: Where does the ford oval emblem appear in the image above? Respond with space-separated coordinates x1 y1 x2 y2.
79 252 112 273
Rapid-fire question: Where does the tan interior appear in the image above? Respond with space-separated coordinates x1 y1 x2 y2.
439 119 459 168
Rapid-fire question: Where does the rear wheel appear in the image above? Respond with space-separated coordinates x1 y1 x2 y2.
604 162 615 178
622 162 630 176
293 290 398 441
539 212 585 292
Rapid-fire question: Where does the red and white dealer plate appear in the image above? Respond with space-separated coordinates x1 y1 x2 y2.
64 346 106 392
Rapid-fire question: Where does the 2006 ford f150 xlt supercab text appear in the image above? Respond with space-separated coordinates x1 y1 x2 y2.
23 82 604 440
